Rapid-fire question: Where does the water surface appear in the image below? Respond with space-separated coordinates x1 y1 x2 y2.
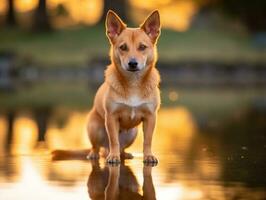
0 88 266 199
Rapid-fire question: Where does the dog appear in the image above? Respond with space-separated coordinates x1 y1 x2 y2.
52 10 161 164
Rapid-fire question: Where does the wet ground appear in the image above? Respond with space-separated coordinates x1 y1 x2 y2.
1 118 266 200
0 147 266 200
0 88 266 199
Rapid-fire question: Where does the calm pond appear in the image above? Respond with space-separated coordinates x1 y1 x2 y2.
0 87 266 199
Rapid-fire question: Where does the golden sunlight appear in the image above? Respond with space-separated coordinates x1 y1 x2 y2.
168 90 179 101
8 0 102 25
157 185 203 200
67 0 103 25
7 107 198 156
48 0 103 25
50 160 91 181
0 157 90 199
20 106 198 158
128 107 198 153
0 116 7 154
14 0 38 12
130 0 172 9
12 114 38 154
130 0 198 31
46 112 90 150
0 0 7 14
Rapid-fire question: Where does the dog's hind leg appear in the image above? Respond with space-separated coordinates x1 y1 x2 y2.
86 109 105 160
119 128 138 159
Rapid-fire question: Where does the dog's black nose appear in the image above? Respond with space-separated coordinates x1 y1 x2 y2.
128 59 138 71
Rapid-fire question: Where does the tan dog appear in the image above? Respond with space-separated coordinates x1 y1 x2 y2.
53 10 161 164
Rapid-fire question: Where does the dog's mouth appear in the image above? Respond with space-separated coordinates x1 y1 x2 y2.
127 68 140 72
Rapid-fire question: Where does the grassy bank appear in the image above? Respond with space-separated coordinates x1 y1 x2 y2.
0 26 265 66
1 80 265 121
0 81 93 110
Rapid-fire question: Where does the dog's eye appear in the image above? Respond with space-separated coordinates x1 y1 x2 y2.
119 44 128 51
138 44 147 51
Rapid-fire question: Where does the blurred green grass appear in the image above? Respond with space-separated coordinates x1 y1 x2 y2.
161 88 266 119
1 80 265 122
0 81 93 110
1 25 265 115
0 26 265 66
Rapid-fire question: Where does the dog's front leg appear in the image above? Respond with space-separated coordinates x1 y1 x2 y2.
105 114 121 163
143 114 158 163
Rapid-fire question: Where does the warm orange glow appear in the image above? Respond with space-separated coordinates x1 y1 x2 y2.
14 0 38 12
12 114 38 154
128 107 197 153
130 0 172 9
0 116 7 154
168 90 179 101
67 0 103 25
197 157 221 179
46 112 90 150
5 107 198 157
48 0 103 26
0 0 7 14
157 185 203 200
0 157 90 199
2 105 264 200
156 107 197 151
161 1 198 31
47 0 65 8
130 0 198 31
3 0 197 30
8 0 102 25
49 159 92 181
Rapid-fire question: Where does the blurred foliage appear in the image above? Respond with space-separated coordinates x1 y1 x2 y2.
0 26 265 66
209 0 266 32
32 0 51 31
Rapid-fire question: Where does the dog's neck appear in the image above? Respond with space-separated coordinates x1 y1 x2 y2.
105 63 160 98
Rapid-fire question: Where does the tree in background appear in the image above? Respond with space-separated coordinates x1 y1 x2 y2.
33 0 51 31
6 0 16 26
99 0 129 23
213 0 266 32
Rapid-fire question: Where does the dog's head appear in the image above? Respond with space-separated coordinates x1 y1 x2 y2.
106 10 161 73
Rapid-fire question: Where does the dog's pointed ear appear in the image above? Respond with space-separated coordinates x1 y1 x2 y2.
106 10 126 43
140 10 161 43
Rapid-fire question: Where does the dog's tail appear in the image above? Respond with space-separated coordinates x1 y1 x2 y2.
51 149 91 160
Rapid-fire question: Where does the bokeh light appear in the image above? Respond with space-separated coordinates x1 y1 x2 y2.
14 0 38 12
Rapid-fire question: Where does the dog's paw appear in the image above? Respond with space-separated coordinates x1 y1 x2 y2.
106 154 121 164
86 152 99 160
143 155 158 165
121 152 134 159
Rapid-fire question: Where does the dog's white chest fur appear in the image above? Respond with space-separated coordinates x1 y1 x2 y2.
114 95 153 119
125 95 145 107
122 95 144 120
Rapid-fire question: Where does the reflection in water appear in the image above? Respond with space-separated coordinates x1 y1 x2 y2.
0 104 266 199
87 161 156 200
0 115 7 154
0 107 197 155
46 111 90 150
1 155 265 200
12 113 38 154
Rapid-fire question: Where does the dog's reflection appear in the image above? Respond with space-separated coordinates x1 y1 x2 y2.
87 161 156 200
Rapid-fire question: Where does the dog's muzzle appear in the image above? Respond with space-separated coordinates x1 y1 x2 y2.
127 58 139 72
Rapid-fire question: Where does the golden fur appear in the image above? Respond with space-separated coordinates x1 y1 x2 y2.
52 10 161 164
